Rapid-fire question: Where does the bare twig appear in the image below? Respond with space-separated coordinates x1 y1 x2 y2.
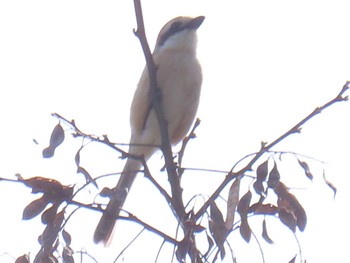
132 0 186 225
194 82 349 221
178 118 201 168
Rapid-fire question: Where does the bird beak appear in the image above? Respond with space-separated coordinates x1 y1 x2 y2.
186 16 205 30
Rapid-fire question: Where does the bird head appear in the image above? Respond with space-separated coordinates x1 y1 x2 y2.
154 16 205 53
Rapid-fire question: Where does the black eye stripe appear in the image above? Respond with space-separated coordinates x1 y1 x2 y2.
158 21 184 46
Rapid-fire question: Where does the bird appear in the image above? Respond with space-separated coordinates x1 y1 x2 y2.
94 16 205 245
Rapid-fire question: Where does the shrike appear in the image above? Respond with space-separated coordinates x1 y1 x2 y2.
94 16 205 245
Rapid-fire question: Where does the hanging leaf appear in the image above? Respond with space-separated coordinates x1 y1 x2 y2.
22 197 49 220
42 123 65 158
323 172 337 197
62 246 74 263
297 159 313 180
253 160 269 195
240 217 251 242
267 161 280 189
23 176 63 195
275 182 307 231
209 201 227 258
15 254 30 263
237 191 252 216
62 229 72 246
225 176 241 230
278 208 297 232
41 204 59 225
251 203 278 215
75 148 81 167
289 254 297 263
204 231 215 258
262 218 274 244
176 238 190 262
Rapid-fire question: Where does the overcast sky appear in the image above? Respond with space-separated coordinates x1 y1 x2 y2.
1 1 350 262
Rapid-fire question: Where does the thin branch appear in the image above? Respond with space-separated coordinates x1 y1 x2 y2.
132 0 185 224
178 118 201 168
113 228 146 263
194 82 349 221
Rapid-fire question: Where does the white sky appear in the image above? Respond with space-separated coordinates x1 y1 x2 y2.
0 0 350 262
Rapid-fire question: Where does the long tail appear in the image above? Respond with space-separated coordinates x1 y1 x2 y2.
93 157 141 245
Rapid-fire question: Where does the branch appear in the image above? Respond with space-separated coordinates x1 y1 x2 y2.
194 81 349 221
178 118 201 168
132 1 185 222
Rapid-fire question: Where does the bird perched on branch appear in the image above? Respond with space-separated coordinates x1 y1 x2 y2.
94 16 205 245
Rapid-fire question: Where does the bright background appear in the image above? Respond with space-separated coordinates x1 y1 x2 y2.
0 0 350 262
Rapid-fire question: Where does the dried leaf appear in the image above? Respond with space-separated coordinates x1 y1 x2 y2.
75 149 81 167
275 182 307 231
254 160 269 195
279 208 297 232
204 232 215 258
297 159 313 180
237 191 252 215
43 123 65 158
22 197 49 220
62 246 74 263
209 201 228 251
15 254 30 263
323 172 337 197
41 211 65 247
251 203 278 215
240 217 251 242
176 238 190 262
62 229 72 246
225 177 241 230
289 254 297 263
262 219 274 244
99 187 113 198
267 161 280 189
23 177 63 195
41 205 58 224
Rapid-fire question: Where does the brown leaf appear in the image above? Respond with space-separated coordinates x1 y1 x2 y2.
74 148 81 167
41 211 65 248
176 238 190 262
225 176 241 230
267 161 280 189
297 159 313 180
22 177 73 204
203 232 214 258
209 201 228 252
279 208 297 232
43 123 65 158
15 254 30 263
23 177 63 195
289 254 297 263
237 191 252 215
41 205 58 224
275 182 307 231
62 229 72 246
22 197 49 220
240 217 251 242
99 187 114 198
262 219 274 244
251 203 278 215
323 172 337 197
254 160 269 195
62 246 74 263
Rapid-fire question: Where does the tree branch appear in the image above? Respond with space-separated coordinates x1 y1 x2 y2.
194 81 349 221
132 0 185 223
